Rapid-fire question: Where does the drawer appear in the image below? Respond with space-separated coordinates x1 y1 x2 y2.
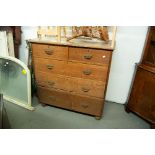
37 87 72 110
34 58 67 75
69 47 112 65
68 77 105 98
32 43 68 60
66 62 108 82
35 72 69 91
77 79 105 98
71 94 104 116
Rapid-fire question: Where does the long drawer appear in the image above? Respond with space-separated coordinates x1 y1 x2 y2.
32 43 68 60
35 72 105 98
67 62 108 82
34 58 108 82
37 87 103 116
69 47 112 65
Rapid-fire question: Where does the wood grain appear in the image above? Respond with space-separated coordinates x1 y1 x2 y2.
66 62 108 81
32 43 68 60
69 47 111 65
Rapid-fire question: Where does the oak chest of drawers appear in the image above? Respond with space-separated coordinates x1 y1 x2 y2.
30 40 114 119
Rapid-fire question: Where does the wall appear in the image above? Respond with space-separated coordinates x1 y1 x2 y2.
19 27 38 64
19 26 148 104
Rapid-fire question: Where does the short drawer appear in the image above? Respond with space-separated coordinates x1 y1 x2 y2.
35 72 69 91
68 77 105 98
66 62 108 82
71 94 104 116
37 87 72 109
69 47 112 65
32 43 68 60
76 79 105 98
34 58 67 75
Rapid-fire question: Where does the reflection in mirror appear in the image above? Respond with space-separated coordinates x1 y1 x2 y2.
0 56 34 110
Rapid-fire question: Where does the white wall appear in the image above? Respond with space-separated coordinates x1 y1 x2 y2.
19 26 148 104
105 27 148 104
19 26 38 64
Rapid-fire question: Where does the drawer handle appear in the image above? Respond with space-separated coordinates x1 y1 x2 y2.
44 49 53 55
48 81 55 86
102 55 106 58
84 54 93 60
48 96 56 100
81 104 89 109
83 69 92 75
82 87 90 92
47 64 54 70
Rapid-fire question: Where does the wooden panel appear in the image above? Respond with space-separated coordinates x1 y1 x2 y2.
37 87 72 109
35 71 105 98
70 93 104 116
69 47 111 65
127 67 155 121
37 86 103 116
66 62 108 82
32 43 68 60
34 58 67 75
77 79 105 98
68 77 105 98
35 72 69 91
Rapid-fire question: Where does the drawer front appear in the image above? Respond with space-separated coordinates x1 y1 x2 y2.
77 79 105 98
67 62 108 82
32 43 68 60
35 72 69 91
34 58 67 75
68 77 105 98
37 87 72 109
71 94 103 116
69 47 111 65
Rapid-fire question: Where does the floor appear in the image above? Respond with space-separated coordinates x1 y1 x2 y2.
4 96 150 129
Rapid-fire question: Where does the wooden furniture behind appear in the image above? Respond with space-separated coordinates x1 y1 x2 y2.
30 39 114 119
10 26 21 58
126 27 155 128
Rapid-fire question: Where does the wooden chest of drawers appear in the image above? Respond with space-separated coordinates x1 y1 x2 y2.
30 41 113 119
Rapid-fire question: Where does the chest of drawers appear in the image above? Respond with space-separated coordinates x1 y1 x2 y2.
30 41 113 119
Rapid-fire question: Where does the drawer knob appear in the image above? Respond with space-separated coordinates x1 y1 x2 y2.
83 69 92 75
44 49 53 55
48 81 55 86
84 54 93 60
102 55 106 58
47 64 54 70
82 87 90 92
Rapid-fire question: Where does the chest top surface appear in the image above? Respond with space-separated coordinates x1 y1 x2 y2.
29 37 115 51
